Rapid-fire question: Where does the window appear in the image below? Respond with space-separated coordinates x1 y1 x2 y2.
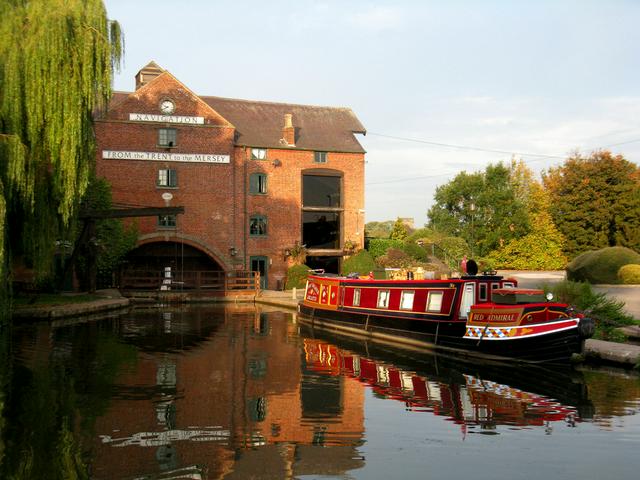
157 169 177 187
400 290 415 310
353 288 361 306
249 215 267 236
303 175 341 207
377 289 390 308
479 283 488 301
251 148 267 160
249 173 267 194
426 291 444 312
158 128 177 147
158 214 176 228
503 282 515 288
314 151 327 163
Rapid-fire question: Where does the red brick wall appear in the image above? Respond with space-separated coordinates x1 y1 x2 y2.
95 72 365 288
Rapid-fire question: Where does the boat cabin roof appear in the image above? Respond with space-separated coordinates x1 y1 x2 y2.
491 288 547 305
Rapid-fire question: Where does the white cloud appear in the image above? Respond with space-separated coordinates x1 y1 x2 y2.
346 6 405 31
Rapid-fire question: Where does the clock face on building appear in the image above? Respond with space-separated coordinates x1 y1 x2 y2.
160 99 175 115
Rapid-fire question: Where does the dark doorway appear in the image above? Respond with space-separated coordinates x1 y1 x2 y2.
124 242 221 272
250 256 268 289
306 256 340 274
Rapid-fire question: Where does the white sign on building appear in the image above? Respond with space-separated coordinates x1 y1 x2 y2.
102 150 230 164
129 113 205 124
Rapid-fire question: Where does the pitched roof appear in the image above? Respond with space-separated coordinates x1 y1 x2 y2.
107 63 367 154
202 96 366 153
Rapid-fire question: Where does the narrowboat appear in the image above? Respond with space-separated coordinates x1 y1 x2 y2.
298 263 595 364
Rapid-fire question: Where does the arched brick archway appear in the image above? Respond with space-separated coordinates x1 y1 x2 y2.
124 242 221 273
125 233 231 273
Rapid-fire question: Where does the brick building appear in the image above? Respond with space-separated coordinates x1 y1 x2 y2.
96 62 366 289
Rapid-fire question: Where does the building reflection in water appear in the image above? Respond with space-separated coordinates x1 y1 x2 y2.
88 306 597 479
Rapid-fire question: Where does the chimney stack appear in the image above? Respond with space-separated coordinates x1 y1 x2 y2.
282 113 295 146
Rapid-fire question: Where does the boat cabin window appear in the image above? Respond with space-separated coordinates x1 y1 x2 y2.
503 282 515 288
491 282 500 291
459 283 475 319
426 291 444 312
479 283 488 301
353 288 361 306
377 290 390 308
400 290 415 310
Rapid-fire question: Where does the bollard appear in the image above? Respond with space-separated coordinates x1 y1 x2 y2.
292 287 297 299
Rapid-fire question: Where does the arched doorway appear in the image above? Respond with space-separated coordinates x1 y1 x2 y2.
120 241 225 291
124 242 223 272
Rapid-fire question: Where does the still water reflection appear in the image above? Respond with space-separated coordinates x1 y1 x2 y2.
1 305 639 479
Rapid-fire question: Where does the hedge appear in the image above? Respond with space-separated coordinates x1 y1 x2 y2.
566 247 640 284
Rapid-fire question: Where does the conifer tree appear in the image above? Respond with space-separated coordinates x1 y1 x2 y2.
0 0 122 321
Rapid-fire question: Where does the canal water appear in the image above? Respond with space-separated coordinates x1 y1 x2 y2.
1 304 639 479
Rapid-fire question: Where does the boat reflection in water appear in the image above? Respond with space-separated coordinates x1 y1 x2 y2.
302 331 594 435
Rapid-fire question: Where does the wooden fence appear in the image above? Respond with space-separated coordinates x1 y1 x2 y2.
120 269 259 294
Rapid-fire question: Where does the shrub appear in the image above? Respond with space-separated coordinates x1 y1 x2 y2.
400 241 430 263
341 250 376 276
285 264 311 289
618 264 640 284
368 238 404 259
547 280 636 341
566 247 640 284
376 248 413 268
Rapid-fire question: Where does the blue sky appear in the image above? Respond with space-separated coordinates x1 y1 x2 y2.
105 0 640 226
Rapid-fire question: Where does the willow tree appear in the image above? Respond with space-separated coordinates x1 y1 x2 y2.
0 0 122 317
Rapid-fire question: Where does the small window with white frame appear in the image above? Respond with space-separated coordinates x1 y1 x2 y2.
314 151 327 163
157 169 177 188
158 128 177 147
251 148 267 160
377 289 390 308
353 288 361 306
400 290 415 310
503 282 515 288
426 291 444 312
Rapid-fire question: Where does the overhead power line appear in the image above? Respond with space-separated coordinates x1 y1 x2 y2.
367 132 566 160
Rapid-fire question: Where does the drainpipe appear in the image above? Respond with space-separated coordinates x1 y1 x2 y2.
243 147 248 268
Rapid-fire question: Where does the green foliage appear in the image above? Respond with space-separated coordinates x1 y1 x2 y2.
566 247 640 284
548 280 635 340
341 250 376 275
618 264 640 284
400 241 430 263
427 163 530 257
0 0 123 322
543 151 640 257
407 227 438 242
390 218 409 240
287 241 307 265
486 211 567 270
376 248 414 269
285 264 311 289
73 177 138 289
368 238 404 259
365 220 395 239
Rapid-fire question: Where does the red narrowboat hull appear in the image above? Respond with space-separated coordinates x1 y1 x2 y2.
298 274 593 364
